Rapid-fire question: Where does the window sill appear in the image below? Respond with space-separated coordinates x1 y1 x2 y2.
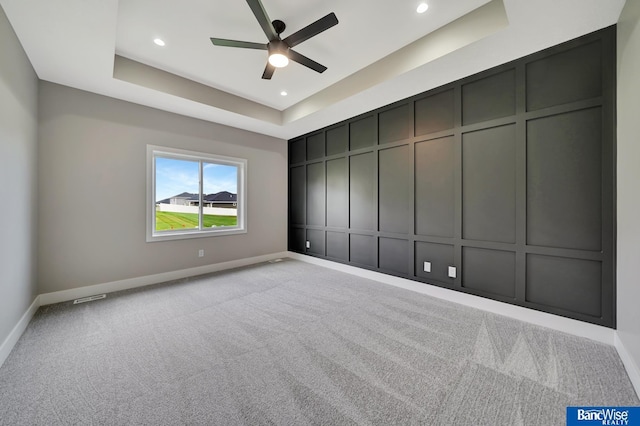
146 227 247 243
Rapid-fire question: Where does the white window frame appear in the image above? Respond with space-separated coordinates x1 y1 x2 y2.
146 145 247 242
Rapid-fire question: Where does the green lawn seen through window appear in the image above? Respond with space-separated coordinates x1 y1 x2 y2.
155 211 237 231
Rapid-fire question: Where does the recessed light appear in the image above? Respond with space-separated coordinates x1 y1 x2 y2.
280 91 288 96
416 3 429 13
153 38 165 47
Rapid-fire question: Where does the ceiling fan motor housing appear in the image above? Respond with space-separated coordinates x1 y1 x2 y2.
269 40 289 55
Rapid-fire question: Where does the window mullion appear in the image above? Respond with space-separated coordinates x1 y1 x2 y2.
199 161 203 230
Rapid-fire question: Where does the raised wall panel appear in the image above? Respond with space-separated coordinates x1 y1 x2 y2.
287 28 614 328
379 145 410 234
290 166 305 225
379 238 408 275
415 242 454 284
350 115 375 150
306 133 324 161
326 158 348 228
526 254 601 317
290 228 305 253
326 231 348 261
349 153 375 231
290 138 305 164
350 234 376 267
415 137 455 237
462 247 516 298
462 125 516 243
415 89 455 136
306 229 325 256
526 41 602 111
306 162 325 226
326 125 348 156
527 108 602 251
379 104 411 143
462 69 515 125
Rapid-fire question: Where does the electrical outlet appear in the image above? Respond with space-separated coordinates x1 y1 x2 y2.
423 261 431 273
306 241 310 249
198 249 204 257
448 266 457 278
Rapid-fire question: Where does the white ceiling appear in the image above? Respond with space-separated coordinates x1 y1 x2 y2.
116 0 491 110
0 0 627 140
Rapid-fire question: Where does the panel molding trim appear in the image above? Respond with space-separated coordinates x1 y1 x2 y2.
288 26 616 328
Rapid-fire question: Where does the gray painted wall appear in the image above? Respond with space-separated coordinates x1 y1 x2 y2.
37 82 287 294
617 0 640 384
0 6 39 345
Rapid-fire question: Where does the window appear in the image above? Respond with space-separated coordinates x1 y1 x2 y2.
147 145 247 241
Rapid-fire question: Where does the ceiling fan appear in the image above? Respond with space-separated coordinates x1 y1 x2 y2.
210 0 338 80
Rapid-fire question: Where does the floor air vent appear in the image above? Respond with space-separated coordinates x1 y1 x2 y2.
73 294 107 304
268 258 284 263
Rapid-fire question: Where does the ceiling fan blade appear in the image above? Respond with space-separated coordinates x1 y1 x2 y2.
288 49 327 73
246 0 278 41
262 63 275 80
283 12 338 48
210 38 268 50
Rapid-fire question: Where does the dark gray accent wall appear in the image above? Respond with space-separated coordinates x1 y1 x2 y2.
288 27 616 327
415 136 455 238
462 124 517 244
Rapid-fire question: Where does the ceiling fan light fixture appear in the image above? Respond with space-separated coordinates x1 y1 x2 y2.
269 53 289 68
268 40 289 68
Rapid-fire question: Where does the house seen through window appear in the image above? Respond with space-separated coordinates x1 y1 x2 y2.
147 146 246 241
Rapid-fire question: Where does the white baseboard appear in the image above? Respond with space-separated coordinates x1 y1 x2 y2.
0 296 40 368
288 252 615 345
614 333 640 399
39 251 290 305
